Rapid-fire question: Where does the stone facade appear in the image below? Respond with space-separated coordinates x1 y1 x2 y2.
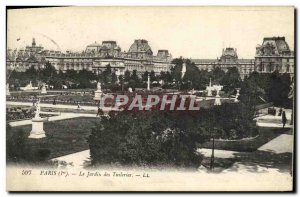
192 47 255 80
7 38 173 76
126 39 153 59
7 37 294 79
85 41 121 58
255 37 294 77
6 38 49 72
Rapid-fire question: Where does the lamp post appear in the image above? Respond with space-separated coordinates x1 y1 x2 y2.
145 65 152 91
147 73 150 91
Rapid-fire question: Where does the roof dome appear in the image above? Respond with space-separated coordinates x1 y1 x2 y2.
222 48 237 57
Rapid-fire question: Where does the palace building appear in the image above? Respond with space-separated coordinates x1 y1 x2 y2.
85 41 121 58
7 37 294 80
192 47 255 80
7 38 174 76
6 38 50 72
254 37 294 77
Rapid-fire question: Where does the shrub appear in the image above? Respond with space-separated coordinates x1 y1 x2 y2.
88 110 206 168
88 101 258 168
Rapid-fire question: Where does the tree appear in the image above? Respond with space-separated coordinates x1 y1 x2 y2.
211 67 225 84
76 69 95 88
128 70 140 88
221 67 241 92
124 70 131 82
142 71 149 82
131 70 139 82
150 70 156 81
171 58 184 84
40 61 57 84
101 64 112 85
182 61 202 90
118 75 124 91
88 100 258 168
88 110 206 168
241 71 292 108
111 72 118 85
268 71 291 107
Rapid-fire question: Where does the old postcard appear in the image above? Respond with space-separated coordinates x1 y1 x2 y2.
6 6 294 191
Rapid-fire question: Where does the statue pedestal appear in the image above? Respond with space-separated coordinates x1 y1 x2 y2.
207 89 212 97
41 86 47 94
28 117 47 139
93 90 103 101
214 95 221 106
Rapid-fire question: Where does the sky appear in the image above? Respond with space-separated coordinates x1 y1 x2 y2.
7 6 294 59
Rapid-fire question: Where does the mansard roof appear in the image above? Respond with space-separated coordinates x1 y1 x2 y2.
128 39 153 54
258 37 292 56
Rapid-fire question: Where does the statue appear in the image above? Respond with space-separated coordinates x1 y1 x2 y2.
181 63 187 79
29 81 32 87
94 82 103 101
206 78 213 96
29 98 47 139
41 83 47 94
97 82 102 91
234 88 240 102
6 83 10 96
35 99 41 118
214 85 223 106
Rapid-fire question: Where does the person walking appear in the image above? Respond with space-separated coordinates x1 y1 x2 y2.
282 111 287 128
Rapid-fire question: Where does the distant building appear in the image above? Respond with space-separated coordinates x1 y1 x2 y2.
122 40 173 75
255 37 294 77
192 47 255 80
85 41 121 58
126 39 153 59
6 38 48 72
6 38 174 76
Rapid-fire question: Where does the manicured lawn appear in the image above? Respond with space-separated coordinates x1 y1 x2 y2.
7 117 99 159
199 127 292 152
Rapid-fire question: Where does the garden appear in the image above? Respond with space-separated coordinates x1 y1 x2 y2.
7 117 99 164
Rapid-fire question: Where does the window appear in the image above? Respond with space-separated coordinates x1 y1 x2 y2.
286 64 290 73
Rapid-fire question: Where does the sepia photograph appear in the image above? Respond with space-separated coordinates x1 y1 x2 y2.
5 6 295 191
